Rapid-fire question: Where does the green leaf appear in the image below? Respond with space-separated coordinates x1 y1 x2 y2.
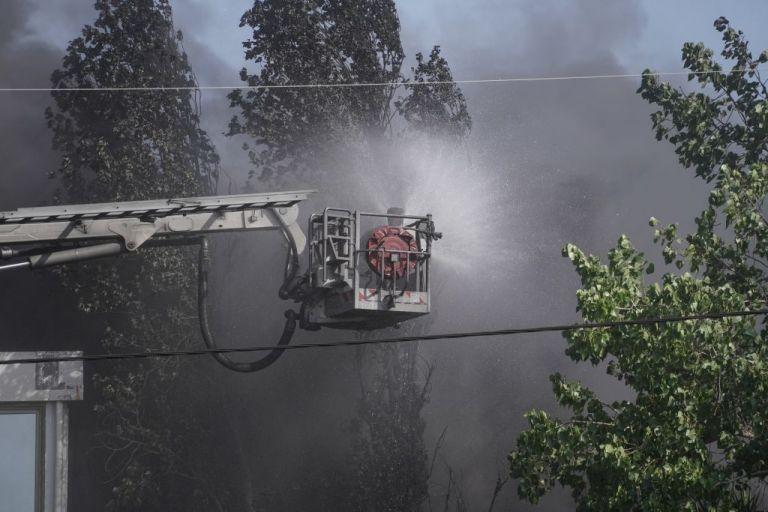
512 17 768 510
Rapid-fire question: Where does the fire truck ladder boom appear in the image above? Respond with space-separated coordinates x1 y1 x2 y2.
0 190 314 270
0 190 315 373
0 190 442 374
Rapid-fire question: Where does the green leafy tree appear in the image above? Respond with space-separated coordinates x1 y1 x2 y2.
46 1 227 510
509 18 768 510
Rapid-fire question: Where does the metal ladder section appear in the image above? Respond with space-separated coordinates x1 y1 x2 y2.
0 190 314 224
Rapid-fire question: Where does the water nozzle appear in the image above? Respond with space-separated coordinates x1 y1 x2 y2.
387 207 405 227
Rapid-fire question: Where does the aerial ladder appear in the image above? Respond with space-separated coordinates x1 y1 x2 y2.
0 191 441 371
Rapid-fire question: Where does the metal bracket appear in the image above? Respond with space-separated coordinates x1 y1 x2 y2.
107 221 160 251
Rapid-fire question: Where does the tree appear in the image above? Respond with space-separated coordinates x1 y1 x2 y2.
48 1 218 203
397 46 471 141
46 1 227 510
228 1 471 508
509 18 768 510
348 344 433 512
227 0 470 181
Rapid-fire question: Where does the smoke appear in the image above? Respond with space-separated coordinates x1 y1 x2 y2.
0 2 59 209
1 1 757 510
377 1 707 508
0 4 111 506
0 2 105 347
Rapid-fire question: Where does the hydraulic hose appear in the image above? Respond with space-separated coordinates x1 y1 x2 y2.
197 216 300 372
268 208 303 301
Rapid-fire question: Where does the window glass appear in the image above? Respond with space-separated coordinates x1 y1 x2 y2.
0 412 37 512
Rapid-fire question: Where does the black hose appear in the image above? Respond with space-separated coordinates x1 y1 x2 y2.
197 227 298 373
269 208 302 300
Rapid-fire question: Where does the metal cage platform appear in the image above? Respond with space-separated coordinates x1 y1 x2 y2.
304 208 435 329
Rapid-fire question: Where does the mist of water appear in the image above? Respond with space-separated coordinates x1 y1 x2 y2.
316 134 532 301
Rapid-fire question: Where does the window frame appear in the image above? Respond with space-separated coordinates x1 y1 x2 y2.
0 402 46 512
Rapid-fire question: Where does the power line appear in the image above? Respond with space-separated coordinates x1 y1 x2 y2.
1 308 765 366
0 68 761 93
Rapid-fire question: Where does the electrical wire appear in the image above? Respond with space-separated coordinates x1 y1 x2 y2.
0 68 761 93
1 308 766 366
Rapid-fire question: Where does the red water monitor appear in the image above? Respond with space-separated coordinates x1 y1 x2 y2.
365 207 419 279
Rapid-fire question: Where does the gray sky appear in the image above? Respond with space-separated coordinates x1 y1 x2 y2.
18 1 768 81
3 1 768 510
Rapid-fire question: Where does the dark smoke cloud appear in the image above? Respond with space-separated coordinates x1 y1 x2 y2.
0 1 60 209
171 1 709 508
393 1 707 509
0 5 111 504
0 1 94 350
0 1 746 510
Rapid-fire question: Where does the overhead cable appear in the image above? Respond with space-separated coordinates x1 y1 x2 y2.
1 308 766 366
0 68 761 93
